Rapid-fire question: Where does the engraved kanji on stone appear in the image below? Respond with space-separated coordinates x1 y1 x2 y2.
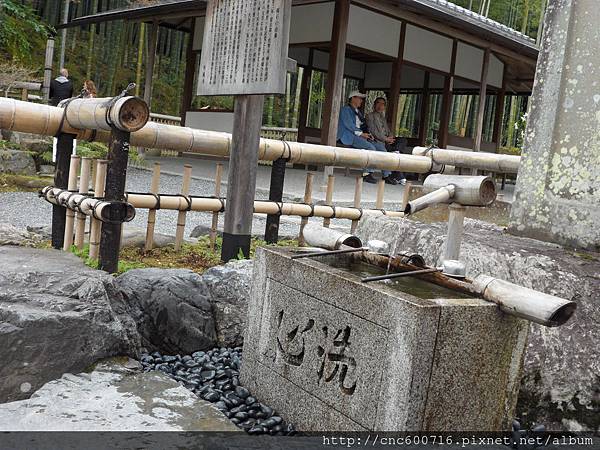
317 326 358 395
276 310 315 366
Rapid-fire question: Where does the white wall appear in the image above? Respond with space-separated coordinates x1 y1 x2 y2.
403 24 453 73
488 54 504 88
289 2 334 44
455 42 483 82
312 50 365 79
347 5 401 58
186 111 235 133
193 17 205 51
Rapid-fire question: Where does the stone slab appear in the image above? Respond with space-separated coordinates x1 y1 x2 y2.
241 247 527 431
0 358 238 431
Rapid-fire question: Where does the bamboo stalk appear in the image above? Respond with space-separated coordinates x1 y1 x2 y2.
74 157 92 249
175 164 192 250
62 155 81 251
210 163 223 251
401 181 412 212
298 172 314 246
0 98 522 174
375 178 385 209
350 175 363 234
43 187 406 221
144 162 161 251
322 175 335 228
89 160 107 260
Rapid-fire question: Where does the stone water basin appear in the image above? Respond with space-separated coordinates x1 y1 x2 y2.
241 247 529 432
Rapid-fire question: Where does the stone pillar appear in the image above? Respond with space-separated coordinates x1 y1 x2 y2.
509 0 600 251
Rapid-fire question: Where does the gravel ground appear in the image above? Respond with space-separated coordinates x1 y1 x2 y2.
0 168 365 240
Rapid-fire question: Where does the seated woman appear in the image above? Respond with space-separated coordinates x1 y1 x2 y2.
336 91 398 185
365 97 407 185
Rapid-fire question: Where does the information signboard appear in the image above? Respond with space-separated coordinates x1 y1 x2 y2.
197 0 292 96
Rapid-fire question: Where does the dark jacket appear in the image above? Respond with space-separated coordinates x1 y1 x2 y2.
49 76 74 106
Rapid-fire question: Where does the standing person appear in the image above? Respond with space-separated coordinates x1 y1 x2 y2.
82 80 97 98
49 68 74 106
366 97 407 185
337 91 397 185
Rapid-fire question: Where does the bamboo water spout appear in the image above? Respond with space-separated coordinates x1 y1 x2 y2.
0 98 522 174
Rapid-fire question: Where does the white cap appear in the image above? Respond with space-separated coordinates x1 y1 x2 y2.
348 90 366 99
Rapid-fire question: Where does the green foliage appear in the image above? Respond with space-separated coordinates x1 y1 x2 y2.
0 0 52 64
75 141 146 166
499 146 522 156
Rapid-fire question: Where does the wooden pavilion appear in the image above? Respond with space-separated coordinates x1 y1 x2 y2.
62 0 538 153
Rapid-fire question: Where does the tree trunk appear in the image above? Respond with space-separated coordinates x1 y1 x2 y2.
135 23 145 97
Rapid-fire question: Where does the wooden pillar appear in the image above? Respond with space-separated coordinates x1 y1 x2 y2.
43 38 55 103
439 40 457 149
418 71 431 146
473 48 491 154
221 95 265 262
320 0 350 178
387 22 407 130
181 20 197 127
144 21 159 110
297 49 314 143
99 128 131 274
492 65 508 151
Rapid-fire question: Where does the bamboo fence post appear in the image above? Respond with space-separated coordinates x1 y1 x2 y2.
74 157 92 249
144 162 161 251
62 155 81 251
210 163 224 251
89 160 107 260
298 172 314 246
322 174 335 228
350 175 363 234
175 164 193 250
375 178 385 209
401 181 412 212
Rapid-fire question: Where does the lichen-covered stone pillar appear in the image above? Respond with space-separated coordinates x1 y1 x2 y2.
509 0 600 251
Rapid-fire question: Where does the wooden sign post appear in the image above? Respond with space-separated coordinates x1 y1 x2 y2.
198 0 292 261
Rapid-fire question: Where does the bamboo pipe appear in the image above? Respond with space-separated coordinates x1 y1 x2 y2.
210 163 223 251
43 187 405 222
350 175 363 234
401 181 412 212
322 175 335 228
64 96 150 133
375 178 385 209
413 146 520 173
298 172 314 246
42 187 135 223
405 185 455 215
63 155 80 251
357 251 576 327
145 163 161 251
74 157 92 249
303 225 362 250
0 98 521 174
89 160 107 260
175 165 192 250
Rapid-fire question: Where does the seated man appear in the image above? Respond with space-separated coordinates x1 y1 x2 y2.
365 97 407 185
337 91 398 185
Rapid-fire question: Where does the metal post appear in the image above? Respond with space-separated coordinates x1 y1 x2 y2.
51 133 75 249
99 128 131 273
444 202 467 261
43 38 55 103
221 95 265 262
264 157 287 244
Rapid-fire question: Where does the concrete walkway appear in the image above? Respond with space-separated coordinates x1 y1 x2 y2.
137 155 515 206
